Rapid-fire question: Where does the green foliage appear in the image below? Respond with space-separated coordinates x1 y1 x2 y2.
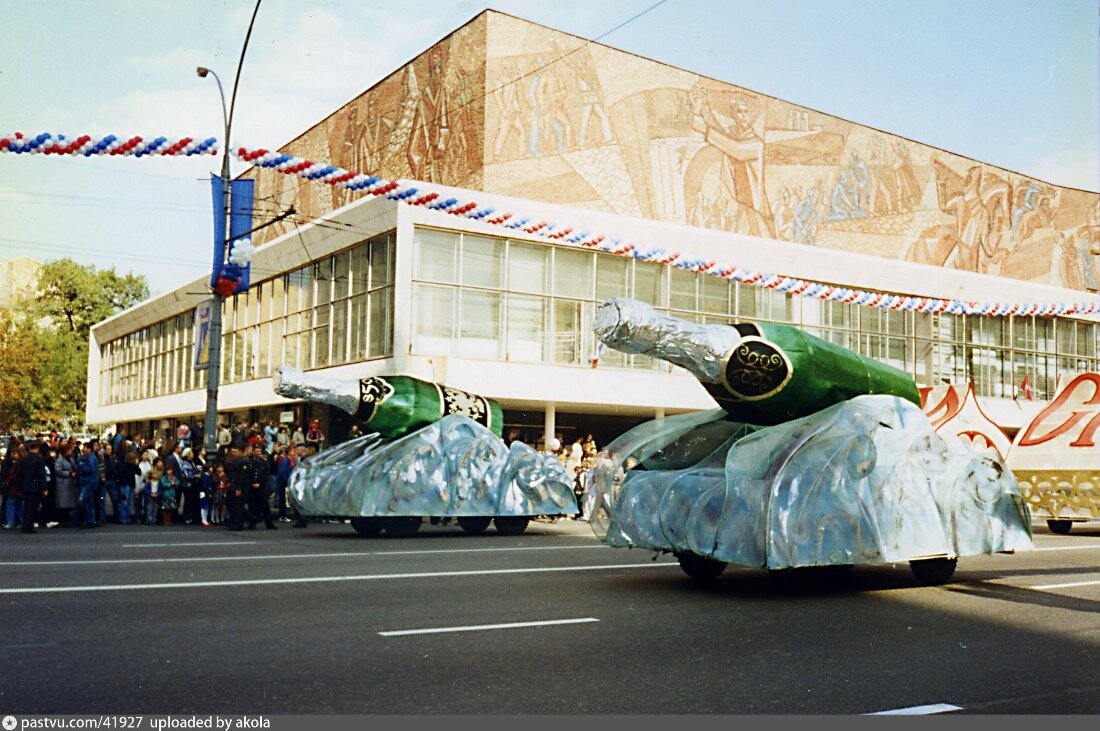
2 259 149 432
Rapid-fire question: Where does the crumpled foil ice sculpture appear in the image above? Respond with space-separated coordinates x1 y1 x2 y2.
587 397 1032 569
287 414 576 520
589 298 1032 582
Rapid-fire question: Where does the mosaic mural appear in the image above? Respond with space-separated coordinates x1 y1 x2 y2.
245 11 1100 293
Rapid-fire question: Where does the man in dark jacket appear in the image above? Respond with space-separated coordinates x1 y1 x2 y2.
224 448 247 531
19 441 50 534
245 445 276 530
76 442 100 528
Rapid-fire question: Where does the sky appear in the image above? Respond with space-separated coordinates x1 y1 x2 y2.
2 0 1098 296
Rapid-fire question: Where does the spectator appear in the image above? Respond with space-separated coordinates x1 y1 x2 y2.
305 420 324 452
275 445 295 522
198 463 215 526
216 422 232 456
276 426 290 450
3 444 26 530
230 423 248 452
225 448 248 532
245 444 276 530
292 425 306 449
263 421 278 454
158 464 180 526
144 457 164 525
20 440 50 534
137 450 153 524
179 448 200 525
115 452 141 525
76 442 100 529
211 463 228 524
54 444 78 527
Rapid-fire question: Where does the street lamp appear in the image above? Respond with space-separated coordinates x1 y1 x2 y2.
197 65 231 456
194 0 262 457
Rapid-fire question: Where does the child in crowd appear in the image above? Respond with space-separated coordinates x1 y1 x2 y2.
158 463 179 526
198 463 214 526
211 463 228 524
145 457 164 525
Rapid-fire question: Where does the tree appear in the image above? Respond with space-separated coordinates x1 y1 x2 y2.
31 259 149 338
5 259 149 431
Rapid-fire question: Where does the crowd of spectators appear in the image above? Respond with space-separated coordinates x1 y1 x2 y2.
0 422 323 534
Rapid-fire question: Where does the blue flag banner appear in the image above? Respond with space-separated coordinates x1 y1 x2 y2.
228 178 255 293
209 174 227 288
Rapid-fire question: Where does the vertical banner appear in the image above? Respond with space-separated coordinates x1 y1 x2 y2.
228 178 255 293
193 299 213 371
209 174 227 288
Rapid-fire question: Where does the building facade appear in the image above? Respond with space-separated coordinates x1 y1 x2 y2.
87 11 1099 450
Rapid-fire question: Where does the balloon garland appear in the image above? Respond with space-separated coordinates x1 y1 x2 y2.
1 132 218 156
232 146 1100 318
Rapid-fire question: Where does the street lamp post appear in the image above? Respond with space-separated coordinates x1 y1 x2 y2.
197 66 231 457
196 0 262 457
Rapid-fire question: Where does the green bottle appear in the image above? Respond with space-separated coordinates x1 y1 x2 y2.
273 366 504 439
594 298 920 426
355 375 504 439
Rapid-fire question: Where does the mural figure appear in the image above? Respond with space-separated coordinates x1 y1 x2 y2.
562 51 613 149
935 162 1012 273
687 87 773 238
526 60 575 158
406 47 452 181
771 187 794 241
791 186 822 246
491 61 530 161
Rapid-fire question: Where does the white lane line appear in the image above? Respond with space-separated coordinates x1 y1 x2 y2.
1029 544 1100 552
0 544 605 567
1032 578 1100 590
374 545 600 556
867 703 962 715
380 617 598 637
0 561 677 594
123 542 259 548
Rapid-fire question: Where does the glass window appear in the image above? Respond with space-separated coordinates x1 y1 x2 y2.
413 284 456 353
333 251 350 301
554 300 586 365
351 244 370 295
371 235 394 288
507 295 548 362
314 259 333 307
368 288 393 358
458 290 503 359
508 241 550 294
415 229 458 283
633 261 666 308
461 235 504 289
331 299 348 364
350 293 368 361
669 268 697 311
596 255 630 302
701 276 730 315
554 248 594 300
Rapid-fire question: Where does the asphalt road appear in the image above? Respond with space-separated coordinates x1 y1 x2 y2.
1 518 1097 715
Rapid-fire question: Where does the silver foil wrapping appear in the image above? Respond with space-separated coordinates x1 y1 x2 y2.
273 365 360 416
593 297 740 383
587 395 1033 569
288 414 577 518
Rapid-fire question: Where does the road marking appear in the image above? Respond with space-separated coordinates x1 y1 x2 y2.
0 642 59 650
374 545 600 556
1032 578 1100 590
1029 544 1100 552
0 561 677 594
0 545 604 567
379 617 598 637
867 703 962 715
122 542 259 548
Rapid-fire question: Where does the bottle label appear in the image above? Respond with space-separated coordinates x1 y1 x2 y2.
720 336 793 401
357 377 396 423
436 384 492 430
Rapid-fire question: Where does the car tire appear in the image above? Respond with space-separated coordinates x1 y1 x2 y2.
350 517 384 537
909 557 957 586
457 516 492 535
676 552 727 580
493 516 530 536
1047 519 1073 535
382 517 421 537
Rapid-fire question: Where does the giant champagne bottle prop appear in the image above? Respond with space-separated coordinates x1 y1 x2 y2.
273 366 504 439
594 297 920 425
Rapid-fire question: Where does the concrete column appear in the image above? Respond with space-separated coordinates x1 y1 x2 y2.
544 403 556 451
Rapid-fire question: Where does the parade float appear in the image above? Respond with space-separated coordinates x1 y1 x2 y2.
585 297 1033 585
1007 372 1100 534
273 366 576 536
